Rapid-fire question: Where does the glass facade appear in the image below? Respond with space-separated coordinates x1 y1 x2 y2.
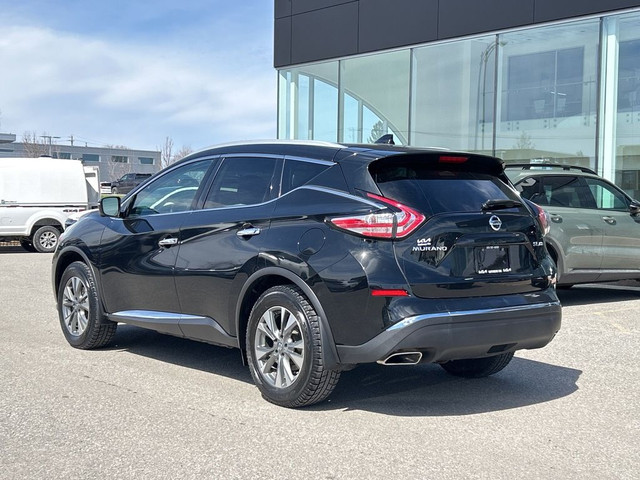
277 9 640 193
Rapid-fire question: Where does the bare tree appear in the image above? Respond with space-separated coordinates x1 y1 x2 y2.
161 136 174 168
22 131 49 157
367 120 387 144
103 145 133 181
107 160 132 182
173 145 193 162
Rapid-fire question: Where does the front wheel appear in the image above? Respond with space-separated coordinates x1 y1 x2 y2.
440 352 514 378
111 187 118 194
246 285 340 408
57 261 117 349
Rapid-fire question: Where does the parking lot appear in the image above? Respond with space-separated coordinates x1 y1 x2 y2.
1 247 638 479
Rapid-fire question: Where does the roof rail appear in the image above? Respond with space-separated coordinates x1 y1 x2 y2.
504 163 597 175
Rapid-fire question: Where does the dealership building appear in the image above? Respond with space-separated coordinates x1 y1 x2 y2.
274 1 640 199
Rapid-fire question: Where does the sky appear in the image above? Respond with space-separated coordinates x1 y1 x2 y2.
0 0 276 153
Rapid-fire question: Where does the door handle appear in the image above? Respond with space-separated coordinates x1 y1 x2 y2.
602 216 616 225
549 214 562 223
158 237 179 247
237 227 261 237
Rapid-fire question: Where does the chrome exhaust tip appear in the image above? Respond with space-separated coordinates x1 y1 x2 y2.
377 351 423 366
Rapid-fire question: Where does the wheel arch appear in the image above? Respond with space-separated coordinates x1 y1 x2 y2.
53 247 106 320
27 212 66 236
236 267 341 370
544 238 564 277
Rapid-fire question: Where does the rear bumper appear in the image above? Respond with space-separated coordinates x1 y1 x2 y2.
336 300 562 365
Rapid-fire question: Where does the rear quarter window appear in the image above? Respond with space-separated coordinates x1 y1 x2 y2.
281 159 332 195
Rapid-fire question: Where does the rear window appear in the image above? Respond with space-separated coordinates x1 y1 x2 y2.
372 165 520 216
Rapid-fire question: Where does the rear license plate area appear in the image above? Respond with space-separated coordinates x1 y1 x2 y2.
474 245 511 274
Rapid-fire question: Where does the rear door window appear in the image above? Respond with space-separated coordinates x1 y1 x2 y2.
204 156 280 209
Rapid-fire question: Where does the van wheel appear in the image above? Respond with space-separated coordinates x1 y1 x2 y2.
19 239 37 252
440 352 514 378
57 261 117 349
33 226 60 253
246 285 340 408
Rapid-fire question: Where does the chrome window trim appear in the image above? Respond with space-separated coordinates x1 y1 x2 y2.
283 156 334 166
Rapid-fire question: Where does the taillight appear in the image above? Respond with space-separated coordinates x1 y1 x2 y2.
328 193 425 239
531 202 550 236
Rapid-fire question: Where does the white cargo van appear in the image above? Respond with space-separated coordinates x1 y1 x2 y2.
0 157 100 252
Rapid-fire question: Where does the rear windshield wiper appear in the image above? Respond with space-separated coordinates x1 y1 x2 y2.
482 199 523 211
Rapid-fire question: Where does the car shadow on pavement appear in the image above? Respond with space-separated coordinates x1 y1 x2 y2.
314 358 580 416
107 325 253 383
0 245 30 254
556 283 640 306
109 325 579 416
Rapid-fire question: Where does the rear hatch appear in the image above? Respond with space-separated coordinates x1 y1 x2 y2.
369 153 549 298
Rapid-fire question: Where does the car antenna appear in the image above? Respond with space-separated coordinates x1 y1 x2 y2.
374 134 395 145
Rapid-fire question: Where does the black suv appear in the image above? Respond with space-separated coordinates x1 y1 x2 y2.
52 141 561 407
110 173 153 194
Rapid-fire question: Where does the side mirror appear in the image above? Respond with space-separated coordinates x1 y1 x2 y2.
630 200 640 216
100 196 121 217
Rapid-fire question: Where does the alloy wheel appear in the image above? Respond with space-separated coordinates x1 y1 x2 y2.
39 231 58 250
253 306 305 389
61 276 90 337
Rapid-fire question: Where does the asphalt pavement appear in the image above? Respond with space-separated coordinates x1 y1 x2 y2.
1 247 638 479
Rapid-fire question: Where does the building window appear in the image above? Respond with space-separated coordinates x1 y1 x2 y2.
613 12 640 199
412 36 496 152
505 47 585 121
54 152 72 159
138 157 155 165
497 19 600 168
111 155 129 163
340 50 410 144
278 62 339 142
82 154 100 162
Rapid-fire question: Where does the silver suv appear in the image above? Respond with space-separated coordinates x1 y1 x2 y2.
506 163 640 286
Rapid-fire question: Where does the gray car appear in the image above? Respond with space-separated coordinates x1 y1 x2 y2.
506 163 640 286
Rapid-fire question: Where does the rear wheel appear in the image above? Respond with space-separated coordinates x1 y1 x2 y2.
57 261 117 349
440 352 514 378
19 238 37 252
246 285 340 408
32 225 60 253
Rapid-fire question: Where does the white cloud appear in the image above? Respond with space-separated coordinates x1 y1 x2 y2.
0 25 276 150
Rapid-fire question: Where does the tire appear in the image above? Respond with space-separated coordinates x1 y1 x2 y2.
246 285 340 408
57 261 117 349
440 352 514 378
32 225 60 253
111 187 118 194
19 238 37 252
